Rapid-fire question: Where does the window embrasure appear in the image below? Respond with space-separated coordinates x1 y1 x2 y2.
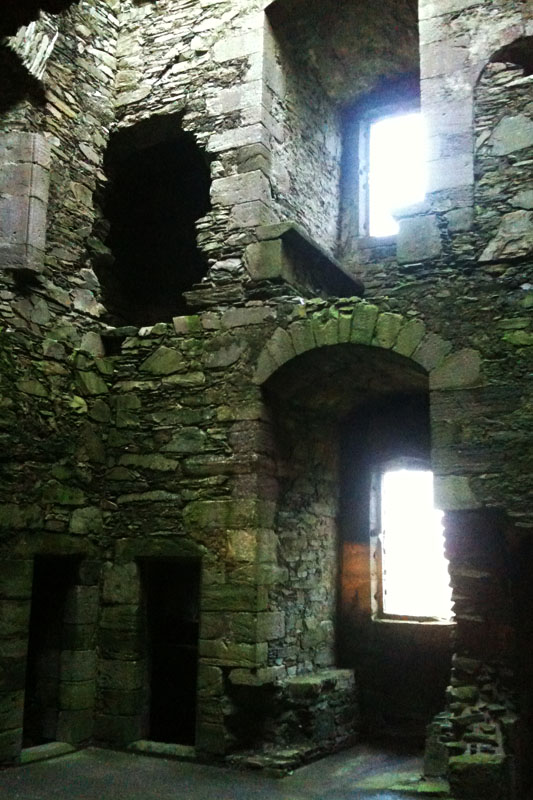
358 108 427 238
370 458 453 622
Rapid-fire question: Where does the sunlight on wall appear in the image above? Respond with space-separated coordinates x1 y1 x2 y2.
381 468 453 619
369 112 426 237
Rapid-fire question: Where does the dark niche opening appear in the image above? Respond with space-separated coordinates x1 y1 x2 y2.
0 46 46 116
141 558 201 745
23 556 79 747
96 115 211 326
490 36 533 76
1 0 79 38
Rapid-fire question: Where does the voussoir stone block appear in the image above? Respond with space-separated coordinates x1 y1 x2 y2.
266 326 297 368
430 349 481 389
394 318 426 357
373 312 403 349
288 320 315 355
413 333 452 372
350 303 379 344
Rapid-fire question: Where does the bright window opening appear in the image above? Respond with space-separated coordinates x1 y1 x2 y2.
380 467 453 620
367 112 427 237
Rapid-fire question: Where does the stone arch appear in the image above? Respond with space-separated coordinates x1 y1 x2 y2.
254 299 483 513
255 299 480 389
490 35 533 76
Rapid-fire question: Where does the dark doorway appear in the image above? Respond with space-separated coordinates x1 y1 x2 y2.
22 556 78 747
142 559 201 745
96 114 211 326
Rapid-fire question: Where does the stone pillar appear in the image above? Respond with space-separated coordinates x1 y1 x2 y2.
0 132 51 273
95 562 145 746
56 561 99 746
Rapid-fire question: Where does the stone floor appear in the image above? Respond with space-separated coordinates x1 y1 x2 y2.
1 743 453 799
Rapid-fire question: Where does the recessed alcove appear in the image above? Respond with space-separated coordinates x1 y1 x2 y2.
263 343 451 742
141 559 201 746
96 115 211 326
23 556 80 748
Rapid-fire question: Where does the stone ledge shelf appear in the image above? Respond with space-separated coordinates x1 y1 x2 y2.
245 222 364 299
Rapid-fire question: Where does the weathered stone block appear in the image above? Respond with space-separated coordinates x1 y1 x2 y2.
64 586 99 625
0 727 22 763
139 346 185 375
102 562 140 605
201 584 267 613
69 506 103 534
99 605 141 632
0 691 24 732
59 680 96 711
98 689 144 717
373 312 403 349
0 656 27 693
257 611 285 640
488 114 533 156
430 349 481 390
0 561 32 599
350 303 379 344
288 320 315 355
97 660 145 691
60 650 97 682
197 665 224 697
413 333 452 371
195 721 228 755
394 318 426 357
397 215 442 263
98 628 144 661
434 475 481 511
0 600 30 637
448 754 507 800
94 713 142 745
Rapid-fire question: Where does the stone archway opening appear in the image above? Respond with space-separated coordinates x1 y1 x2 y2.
261 341 452 748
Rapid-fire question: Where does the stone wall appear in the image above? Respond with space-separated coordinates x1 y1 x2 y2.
0 1 532 796
264 18 341 253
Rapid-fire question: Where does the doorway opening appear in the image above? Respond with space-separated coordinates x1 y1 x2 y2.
22 556 79 747
141 559 201 745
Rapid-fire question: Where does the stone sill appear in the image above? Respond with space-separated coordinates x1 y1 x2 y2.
372 616 455 628
357 234 397 249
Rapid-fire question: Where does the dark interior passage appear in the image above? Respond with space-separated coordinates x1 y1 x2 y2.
23 556 78 747
97 118 211 326
142 559 201 745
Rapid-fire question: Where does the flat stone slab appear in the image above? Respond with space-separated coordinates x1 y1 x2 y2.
20 741 76 764
127 740 196 761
